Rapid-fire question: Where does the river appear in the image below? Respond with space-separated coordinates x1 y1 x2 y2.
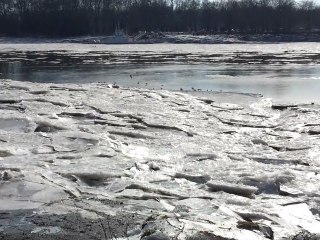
1 43 320 103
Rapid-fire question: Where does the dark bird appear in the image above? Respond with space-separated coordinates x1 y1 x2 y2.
130 74 132 79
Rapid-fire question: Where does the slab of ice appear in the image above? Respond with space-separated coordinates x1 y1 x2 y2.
0 118 29 132
277 203 320 234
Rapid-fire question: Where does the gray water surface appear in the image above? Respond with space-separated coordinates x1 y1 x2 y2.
1 43 320 103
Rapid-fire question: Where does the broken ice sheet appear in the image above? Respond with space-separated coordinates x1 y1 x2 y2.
0 80 320 239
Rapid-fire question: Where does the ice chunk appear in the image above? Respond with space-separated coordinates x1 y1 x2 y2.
207 181 258 198
277 203 320 234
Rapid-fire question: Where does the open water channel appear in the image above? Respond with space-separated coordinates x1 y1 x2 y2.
1 43 320 103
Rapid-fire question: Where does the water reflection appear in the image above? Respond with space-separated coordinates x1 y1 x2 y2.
0 50 320 103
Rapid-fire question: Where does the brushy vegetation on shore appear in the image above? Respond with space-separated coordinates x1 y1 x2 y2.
0 0 320 37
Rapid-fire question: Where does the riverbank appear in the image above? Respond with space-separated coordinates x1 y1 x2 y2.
0 79 320 239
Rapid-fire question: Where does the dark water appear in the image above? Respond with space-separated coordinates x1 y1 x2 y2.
1 43 320 103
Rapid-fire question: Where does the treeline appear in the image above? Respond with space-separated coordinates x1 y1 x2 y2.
0 0 319 36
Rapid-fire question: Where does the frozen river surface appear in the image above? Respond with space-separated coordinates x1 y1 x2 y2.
1 42 320 240
1 43 320 103
0 79 320 240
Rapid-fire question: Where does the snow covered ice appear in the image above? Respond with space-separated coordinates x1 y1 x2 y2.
0 79 320 239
